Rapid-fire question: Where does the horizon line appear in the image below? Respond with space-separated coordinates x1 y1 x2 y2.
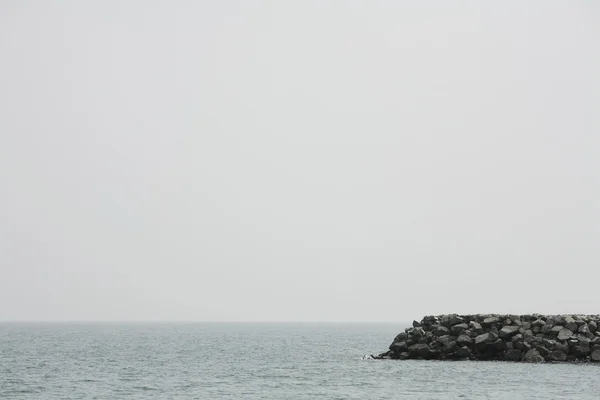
0 320 408 324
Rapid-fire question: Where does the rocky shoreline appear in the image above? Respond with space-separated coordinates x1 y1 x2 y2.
373 314 600 363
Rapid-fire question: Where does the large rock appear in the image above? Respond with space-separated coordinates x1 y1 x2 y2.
579 324 590 335
442 314 464 327
421 315 439 326
436 335 455 347
456 334 472 346
412 327 425 338
591 350 600 362
390 341 408 352
451 323 469 334
557 328 574 341
482 317 500 326
499 325 520 339
432 325 450 336
531 319 546 328
541 325 552 335
456 346 471 359
516 341 532 352
564 316 578 332
492 339 507 351
475 332 498 345
549 325 563 337
534 345 550 357
523 349 544 363
508 315 523 326
393 332 408 342
512 334 523 343
424 331 434 343
555 341 569 353
547 351 567 362
504 349 522 361
572 339 590 357
469 321 483 332
408 343 431 358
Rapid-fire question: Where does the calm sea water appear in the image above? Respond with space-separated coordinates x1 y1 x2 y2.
1 322 599 399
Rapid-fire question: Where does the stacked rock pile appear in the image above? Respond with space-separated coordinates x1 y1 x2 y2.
375 314 600 362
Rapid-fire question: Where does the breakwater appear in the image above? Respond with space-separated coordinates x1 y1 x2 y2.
374 314 600 362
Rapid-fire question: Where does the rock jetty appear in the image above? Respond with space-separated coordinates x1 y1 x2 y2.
374 314 600 363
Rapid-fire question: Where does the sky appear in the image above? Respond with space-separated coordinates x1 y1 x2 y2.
0 1 599 322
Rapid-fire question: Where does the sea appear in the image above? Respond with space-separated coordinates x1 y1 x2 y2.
1 322 599 399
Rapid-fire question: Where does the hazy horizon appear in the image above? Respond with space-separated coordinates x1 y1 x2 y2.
1 1 599 322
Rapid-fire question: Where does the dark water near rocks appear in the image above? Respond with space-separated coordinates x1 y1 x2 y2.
1 322 599 399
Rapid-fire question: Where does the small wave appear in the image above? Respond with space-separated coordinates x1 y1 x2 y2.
133 386 158 391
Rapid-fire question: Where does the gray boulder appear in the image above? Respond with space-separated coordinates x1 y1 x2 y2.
469 321 483 332
565 322 578 332
492 339 507 351
515 341 532 352
408 343 431 358
432 325 450 336
482 317 500 326
412 327 425 338
442 314 464 327
421 315 439 326
512 334 523 343
390 341 408 352
451 323 469 334
572 339 590 357
531 319 546 328
456 334 472 346
424 331 434 343
534 345 550 357
448 315 465 327
555 341 569 353
475 332 498 345
436 335 455 347
565 317 578 332
509 315 523 326
456 346 471 359
541 325 552 335
549 325 563 337
591 350 600 362
547 351 567 362
523 349 544 363
499 325 520 339
504 349 522 361
557 328 574 341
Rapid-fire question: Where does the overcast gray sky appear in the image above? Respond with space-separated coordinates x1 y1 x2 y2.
1 1 599 322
